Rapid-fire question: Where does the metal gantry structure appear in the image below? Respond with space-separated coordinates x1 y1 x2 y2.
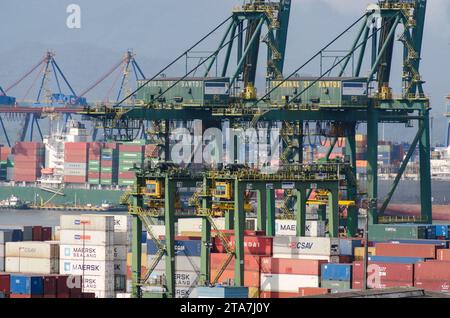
80 0 432 298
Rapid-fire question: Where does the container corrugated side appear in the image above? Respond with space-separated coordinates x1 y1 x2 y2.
83 275 115 291
6 257 59 274
148 255 201 272
59 229 114 246
60 215 114 231
60 244 114 261
150 270 199 287
260 273 320 292
272 236 340 256
59 259 114 276
5 241 59 259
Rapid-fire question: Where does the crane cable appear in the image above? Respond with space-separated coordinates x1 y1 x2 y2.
4 54 47 93
251 11 371 107
115 15 233 107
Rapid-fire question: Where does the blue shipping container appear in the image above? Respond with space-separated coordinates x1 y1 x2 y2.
339 239 362 256
0 229 23 242
368 256 424 264
321 264 352 282
141 231 147 244
435 225 449 238
195 286 248 298
10 275 43 295
147 239 201 256
426 225 437 239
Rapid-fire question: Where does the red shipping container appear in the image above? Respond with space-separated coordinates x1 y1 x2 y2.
260 291 300 298
43 276 57 297
339 255 353 263
69 286 82 298
119 144 143 152
103 142 118 149
352 280 413 290
213 236 272 255
353 261 414 282
119 172 135 179
375 243 437 259
32 226 43 241
210 253 261 272
260 257 325 275
210 269 260 287
64 176 87 183
437 249 450 261
126 266 148 279
101 160 113 167
42 227 52 241
157 236 201 241
415 280 450 292
88 172 100 178
56 275 71 298
415 261 450 281
101 173 113 179
0 274 10 296
82 292 96 298
298 287 329 296
145 144 159 158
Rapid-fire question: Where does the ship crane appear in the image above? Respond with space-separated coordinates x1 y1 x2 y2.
1 51 87 142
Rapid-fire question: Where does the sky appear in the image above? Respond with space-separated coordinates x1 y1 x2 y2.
0 0 449 144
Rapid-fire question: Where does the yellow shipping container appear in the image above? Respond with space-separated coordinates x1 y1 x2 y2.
354 247 376 261
127 252 148 268
248 287 260 298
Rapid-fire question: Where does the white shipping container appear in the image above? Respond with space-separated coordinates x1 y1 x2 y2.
113 232 130 245
260 273 320 292
6 241 59 259
147 225 166 238
59 259 114 276
83 275 115 291
60 214 114 232
0 244 4 258
272 236 340 256
64 169 87 176
150 270 199 287
5 257 59 274
177 218 225 234
60 244 114 261
83 289 115 298
114 260 127 275
275 220 326 237
64 162 87 170
116 292 131 298
0 257 4 272
272 253 340 263
113 245 127 261
60 229 114 246
141 286 196 299
149 255 201 272
53 226 60 241
84 214 132 233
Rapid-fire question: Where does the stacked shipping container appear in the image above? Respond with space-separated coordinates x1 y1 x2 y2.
88 142 102 184
64 142 88 183
59 214 115 298
118 141 145 186
13 142 44 182
100 144 118 185
5 241 59 274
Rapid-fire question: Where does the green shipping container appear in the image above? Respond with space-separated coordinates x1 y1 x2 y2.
368 224 427 241
119 153 142 159
119 179 135 186
88 179 100 184
101 167 113 173
89 167 100 172
123 140 147 146
119 159 140 165
321 280 351 290
100 179 113 185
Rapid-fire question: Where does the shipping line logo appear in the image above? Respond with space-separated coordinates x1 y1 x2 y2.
74 234 92 241
288 242 314 250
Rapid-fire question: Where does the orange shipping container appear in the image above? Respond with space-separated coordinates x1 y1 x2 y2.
437 249 450 261
259 291 299 298
210 253 261 272
375 243 437 259
298 287 329 296
260 257 325 276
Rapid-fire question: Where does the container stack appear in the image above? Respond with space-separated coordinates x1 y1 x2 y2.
260 257 323 298
0 146 11 181
355 134 367 160
118 141 144 186
64 142 88 184
147 236 202 298
5 241 59 274
88 142 102 185
274 220 326 237
368 224 428 241
13 142 44 182
9 274 44 298
378 143 392 165
316 138 345 160
59 214 115 298
272 236 340 262
320 263 352 292
100 144 118 186
86 214 131 293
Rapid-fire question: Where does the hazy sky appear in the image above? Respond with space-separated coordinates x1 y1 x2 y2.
0 0 449 144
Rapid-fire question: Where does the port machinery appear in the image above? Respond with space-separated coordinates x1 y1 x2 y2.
83 0 431 298
0 50 146 145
